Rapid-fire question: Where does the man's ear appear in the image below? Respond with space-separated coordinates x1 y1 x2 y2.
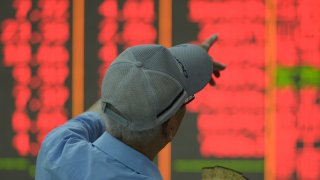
162 106 186 141
162 118 175 141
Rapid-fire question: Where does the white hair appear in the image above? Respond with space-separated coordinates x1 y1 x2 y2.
100 112 162 147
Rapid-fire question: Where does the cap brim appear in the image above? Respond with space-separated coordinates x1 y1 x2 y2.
168 44 213 96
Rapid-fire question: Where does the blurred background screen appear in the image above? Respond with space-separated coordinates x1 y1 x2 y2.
0 0 319 180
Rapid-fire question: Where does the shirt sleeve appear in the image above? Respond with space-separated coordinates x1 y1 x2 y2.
45 112 106 144
35 112 106 179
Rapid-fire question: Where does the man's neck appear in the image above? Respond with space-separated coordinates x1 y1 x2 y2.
123 140 163 161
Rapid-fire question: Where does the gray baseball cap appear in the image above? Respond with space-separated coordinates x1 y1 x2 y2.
101 44 213 131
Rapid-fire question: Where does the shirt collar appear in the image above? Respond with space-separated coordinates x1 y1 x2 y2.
93 132 162 178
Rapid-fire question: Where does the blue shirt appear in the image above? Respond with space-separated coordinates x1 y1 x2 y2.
36 112 162 180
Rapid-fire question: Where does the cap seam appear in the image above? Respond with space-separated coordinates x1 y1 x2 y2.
130 45 163 64
142 69 184 119
122 49 186 91
110 61 137 66
108 65 133 128
142 68 184 90
131 46 183 82
141 69 158 121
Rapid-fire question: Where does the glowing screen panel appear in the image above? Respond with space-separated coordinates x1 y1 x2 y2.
171 0 319 179
0 0 319 179
276 0 320 179
0 0 71 179
171 1 265 179
187 0 265 158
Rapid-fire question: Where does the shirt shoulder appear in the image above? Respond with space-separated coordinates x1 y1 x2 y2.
36 113 161 180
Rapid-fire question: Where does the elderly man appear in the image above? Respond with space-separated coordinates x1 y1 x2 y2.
35 35 225 180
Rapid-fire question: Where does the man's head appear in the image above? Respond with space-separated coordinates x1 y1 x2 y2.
99 43 215 159
100 44 213 129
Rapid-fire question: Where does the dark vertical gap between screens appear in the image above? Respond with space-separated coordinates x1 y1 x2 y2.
66 1 73 119
84 0 101 110
0 2 31 178
171 1 202 180
0 0 17 158
0 0 24 178
172 0 198 45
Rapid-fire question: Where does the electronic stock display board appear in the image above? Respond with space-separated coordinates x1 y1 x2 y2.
0 0 319 179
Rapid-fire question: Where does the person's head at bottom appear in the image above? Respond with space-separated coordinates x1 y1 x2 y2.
100 42 222 160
